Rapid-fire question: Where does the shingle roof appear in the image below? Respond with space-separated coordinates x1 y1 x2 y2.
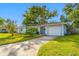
40 22 67 27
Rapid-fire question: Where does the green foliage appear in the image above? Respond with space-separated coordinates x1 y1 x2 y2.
63 3 79 28
38 35 79 56
6 19 17 36
68 9 79 24
25 27 39 36
23 6 57 26
0 17 5 25
62 3 79 33
60 14 68 22
63 4 74 15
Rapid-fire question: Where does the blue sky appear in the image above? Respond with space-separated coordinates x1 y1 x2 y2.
0 3 65 25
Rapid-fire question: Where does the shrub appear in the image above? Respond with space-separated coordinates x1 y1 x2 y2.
25 27 39 36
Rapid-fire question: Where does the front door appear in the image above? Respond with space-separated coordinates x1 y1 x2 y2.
40 26 45 35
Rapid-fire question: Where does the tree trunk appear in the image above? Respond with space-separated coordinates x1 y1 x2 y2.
12 33 14 36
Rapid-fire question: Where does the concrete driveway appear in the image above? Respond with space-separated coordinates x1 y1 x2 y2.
0 36 55 56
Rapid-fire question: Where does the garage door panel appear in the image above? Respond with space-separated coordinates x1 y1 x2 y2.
47 26 62 36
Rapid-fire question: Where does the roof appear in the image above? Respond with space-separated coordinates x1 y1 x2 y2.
16 22 67 27
40 22 67 27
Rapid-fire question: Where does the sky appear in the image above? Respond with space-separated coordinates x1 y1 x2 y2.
0 3 65 25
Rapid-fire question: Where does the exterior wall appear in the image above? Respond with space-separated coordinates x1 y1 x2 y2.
61 25 65 36
38 26 40 34
45 25 66 36
21 27 26 33
63 25 67 34
16 27 26 33
45 26 48 35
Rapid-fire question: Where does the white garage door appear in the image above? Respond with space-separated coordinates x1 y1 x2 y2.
47 26 63 36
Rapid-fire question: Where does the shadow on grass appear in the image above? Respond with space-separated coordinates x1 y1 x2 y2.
0 35 14 40
0 34 42 46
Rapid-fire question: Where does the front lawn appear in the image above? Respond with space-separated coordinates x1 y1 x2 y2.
0 33 41 45
37 34 79 56
0 33 11 38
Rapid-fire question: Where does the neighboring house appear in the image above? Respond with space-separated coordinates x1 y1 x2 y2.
0 29 8 33
0 25 26 33
38 22 67 36
16 26 26 33
0 26 8 33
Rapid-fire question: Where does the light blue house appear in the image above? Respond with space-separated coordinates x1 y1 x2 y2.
38 22 67 36
17 22 67 36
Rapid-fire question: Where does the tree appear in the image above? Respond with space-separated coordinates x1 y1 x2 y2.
0 17 5 26
63 3 79 28
62 3 79 34
60 14 68 22
0 17 5 29
6 19 17 36
68 9 79 27
22 6 57 26
63 3 74 15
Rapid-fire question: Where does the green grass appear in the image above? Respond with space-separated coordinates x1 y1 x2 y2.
37 34 79 56
0 33 11 38
0 33 41 46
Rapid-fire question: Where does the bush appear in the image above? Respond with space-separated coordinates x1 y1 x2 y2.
25 27 39 36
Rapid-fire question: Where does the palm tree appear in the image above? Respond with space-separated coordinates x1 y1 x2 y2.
0 17 5 30
6 19 17 36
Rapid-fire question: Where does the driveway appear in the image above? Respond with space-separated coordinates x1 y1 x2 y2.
0 36 55 56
